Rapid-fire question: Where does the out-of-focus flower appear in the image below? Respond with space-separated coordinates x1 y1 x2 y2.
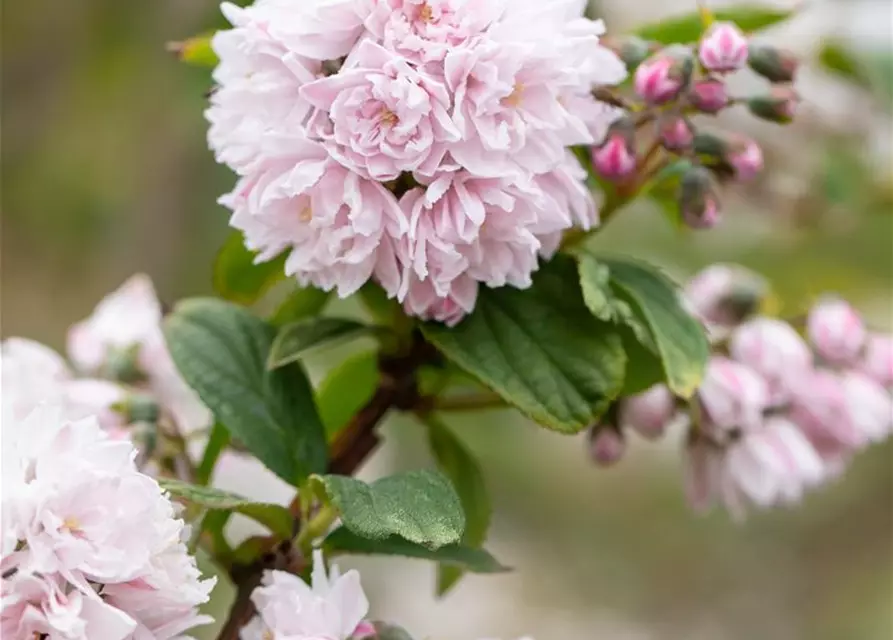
725 135 764 181
688 77 729 113
678 165 721 229
683 264 767 330
729 317 811 403
788 369 863 452
633 46 693 104
592 120 637 179
619 385 677 440
659 115 694 152
839 371 893 445
588 424 626 467
807 297 867 366
601 34 653 71
860 333 893 387
747 86 799 123
243 550 369 640
698 22 749 73
747 44 798 83
698 357 769 434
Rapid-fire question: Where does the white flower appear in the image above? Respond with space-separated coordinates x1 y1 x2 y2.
243 550 369 640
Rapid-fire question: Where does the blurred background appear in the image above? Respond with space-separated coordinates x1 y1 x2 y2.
2 0 892 638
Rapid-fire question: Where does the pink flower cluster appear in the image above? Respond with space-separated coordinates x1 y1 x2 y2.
2 275 211 448
1 406 215 639
603 265 892 519
207 0 626 324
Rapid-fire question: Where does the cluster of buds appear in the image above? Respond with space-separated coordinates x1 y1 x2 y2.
593 22 801 229
588 265 893 519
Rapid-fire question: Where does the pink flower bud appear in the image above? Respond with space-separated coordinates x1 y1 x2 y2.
840 371 893 445
689 78 729 113
698 357 769 434
588 425 626 467
729 317 812 402
789 369 860 450
659 115 695 151
678 165 721 228
699 22 749 72
725 135 763 181
747 86 799 123
860 333 893 387
619 385 677 439
807 297 867 365
683 435 724 513
748 44 799 83
592 123 637 181
684 263 767 328
633 46 693 104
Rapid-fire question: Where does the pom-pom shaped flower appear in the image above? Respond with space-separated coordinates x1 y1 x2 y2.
208 0 625 323
807 296 867 366
1 405 215 639
242 550 370 639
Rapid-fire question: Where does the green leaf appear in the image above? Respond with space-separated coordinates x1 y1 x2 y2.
616 325 665 396
310 470 465 549
213 232 286 305
315 350 379 440
196 422 230 486
268 318 371 369
818 41 870 87
424 417 491 595
164 298 327 486
422 256 626 433
576 253 651 344
159 478 293 539
602 258 709 398
635 5 794 44
169 33 219 67
270 286 331 327
325 528 507 574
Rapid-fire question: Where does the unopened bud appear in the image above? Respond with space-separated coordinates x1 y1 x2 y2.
860 334 893 388
684 264 768 329
602 35 654 72
689 78 729 113
729 317 812 403
124 392 161 424
748 44 799 83
659 115 695 152
100 344 147 384
807 297 867 366
592 119 636 181
678 165 720 229
588 424 626 467
747 86 799 123
699 357 769 434
619 385 677 440
699 22 749 73
634 45 694 105
725 135 763 181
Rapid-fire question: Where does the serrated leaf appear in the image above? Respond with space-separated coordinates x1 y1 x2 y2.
160 478 293 539
422 256 626 433
635 5 795 44
268 318 371 369
311 470 464 549
576 253 651 344
602 258 709 398
213 232 286 305
164 298 327 486
316 350 379 439
425 418 491 595
270 286 332 327
325 528 507 574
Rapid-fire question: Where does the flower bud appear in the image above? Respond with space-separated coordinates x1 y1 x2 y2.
729 317 812 403
725 135 763 181
591 119 637 181
860 333 893 387
588 424 626 467
100 344 147 384
602 35 654 72
747 44 798 83
747 87 799 123
698 357 769 434
619 385 677 440
841 371 893 445
678 165 720 228
659 115 695 152
684 264 768 328
689 78 729 114
698 22 749 72
633 45 694 105
807 297 867 366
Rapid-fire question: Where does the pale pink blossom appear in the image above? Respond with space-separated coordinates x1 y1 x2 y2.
225 136 405 298
683 264 767 330
729 317 812 403
302 40 460 181
788 369 864 452
243 550 369 640
698 357 769 435
839 371 893 445
807 297 867 366
698 22 749 72
588 426 626 467
860 333 893 387
726 135 764 181
400 272 478 326
619 385 677 440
